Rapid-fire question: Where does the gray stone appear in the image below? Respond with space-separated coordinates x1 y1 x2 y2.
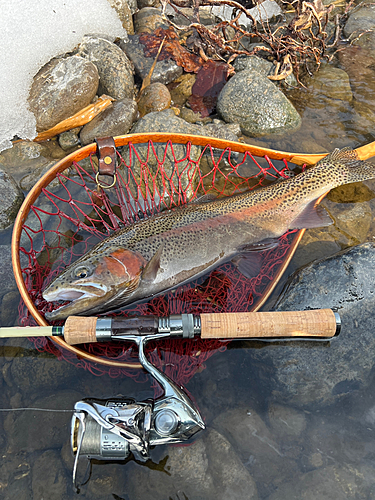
0 246 18 300
58 129 80 151
127 428 258 499
233 55 297 87
4 391 81 452
79 98 138 145
0 452 32 500
32 450 69 500
344 3 375 50
0 169 24 230
1 290 20 327
78 36 134 100
248 243 375 408
169 73 196 106
217 70 301 136
267 403 306 440
120 35 183 85
204 121 241 142
28 56 99 132
19 160 58 192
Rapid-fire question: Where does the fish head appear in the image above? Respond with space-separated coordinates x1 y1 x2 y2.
43 247 147 321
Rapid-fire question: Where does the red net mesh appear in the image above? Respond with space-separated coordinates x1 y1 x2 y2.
17 140 301 386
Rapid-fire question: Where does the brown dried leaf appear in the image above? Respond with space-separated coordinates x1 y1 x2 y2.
188 60 229 117
139 27 204 73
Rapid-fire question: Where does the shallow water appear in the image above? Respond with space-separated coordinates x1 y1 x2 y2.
1 57 375 499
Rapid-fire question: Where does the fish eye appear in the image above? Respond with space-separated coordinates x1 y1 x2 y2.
72 265 92 280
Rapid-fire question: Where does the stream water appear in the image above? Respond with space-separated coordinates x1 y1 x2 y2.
1 54 375 499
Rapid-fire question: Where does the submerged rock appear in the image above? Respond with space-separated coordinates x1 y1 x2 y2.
303 64 353 103
0 169 24 230
344 2 375 50
217 70 301 136
28 56 99 132
32 450 69 500
137 82 171 117
248 243 375 408
126 428 258 500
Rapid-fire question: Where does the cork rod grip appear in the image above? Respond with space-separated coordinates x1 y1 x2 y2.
63 316 98 345
200 309 338 339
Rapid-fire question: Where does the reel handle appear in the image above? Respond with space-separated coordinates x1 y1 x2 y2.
200 309 339 339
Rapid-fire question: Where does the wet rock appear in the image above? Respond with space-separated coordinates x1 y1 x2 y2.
266 464 365 500
267 403 306 440
138 0 160 7
168 73 196 106
107 0 134 33
127 428 258 499
120 35 183 85
78 36 134 100
0 169 24 230
303 64 353 103
137 82 171 117
32 450 69 500
9 351 79 394
327 181 375 204
248 243 375 408
28 56 99 132
213 407 299 498
179 106 208 123
1 290 20 327
0 247 17 300
4 391 81 453
204 120 241 142
333 202 372 245
79 98 138 145
134 7 166 33
344 2 375 50
58 128 80 151
0 452 32 500
217 70 301 136
19 160 57 192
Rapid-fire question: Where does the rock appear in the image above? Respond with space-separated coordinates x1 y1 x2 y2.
213 408 299 498
127 428 258 499
204 120 241 142
217 70 301 136
303 64 353 102
137 82 171 117
333 202 372 245
0 169 24 230
266 464 365 500
19 160 57 192
138 0 160 7
344 3 375 50
120 35 183 85
133 7 166 33
248 243 375 408
107 0 134 33
78 36 134 100
267 403 307 440
1 290 20 326
28 56 99 132
32 450 69 500
58 129 80 151
234 55 297 87
79 98 138 145
3 391 82 453
168 73 196 106
0 452 32 500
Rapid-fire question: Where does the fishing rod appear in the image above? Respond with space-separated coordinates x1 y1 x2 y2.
0 308 340 490
0 309 340 344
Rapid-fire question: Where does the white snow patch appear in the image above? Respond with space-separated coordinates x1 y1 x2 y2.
0 0 126 152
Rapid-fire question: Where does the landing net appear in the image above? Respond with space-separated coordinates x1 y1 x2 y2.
16 137 302 386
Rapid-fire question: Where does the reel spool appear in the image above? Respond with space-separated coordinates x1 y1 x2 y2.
12 133 307 382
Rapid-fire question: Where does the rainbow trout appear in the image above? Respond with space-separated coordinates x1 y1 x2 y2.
43 148 375 320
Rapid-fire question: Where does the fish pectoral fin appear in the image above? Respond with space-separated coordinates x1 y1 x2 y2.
239 238 280 253
289 202 333 230
142 245 163 282
232 253 263 279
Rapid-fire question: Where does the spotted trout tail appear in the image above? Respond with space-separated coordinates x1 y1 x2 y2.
317 147 375 184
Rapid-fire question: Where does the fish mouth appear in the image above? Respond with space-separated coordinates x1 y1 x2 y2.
43 284 109 321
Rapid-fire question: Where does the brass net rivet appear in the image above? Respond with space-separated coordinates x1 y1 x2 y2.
104 156 112 165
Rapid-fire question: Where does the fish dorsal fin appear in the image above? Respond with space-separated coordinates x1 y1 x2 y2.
289 201 333 230
320 147 358 163
142 245 163 282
